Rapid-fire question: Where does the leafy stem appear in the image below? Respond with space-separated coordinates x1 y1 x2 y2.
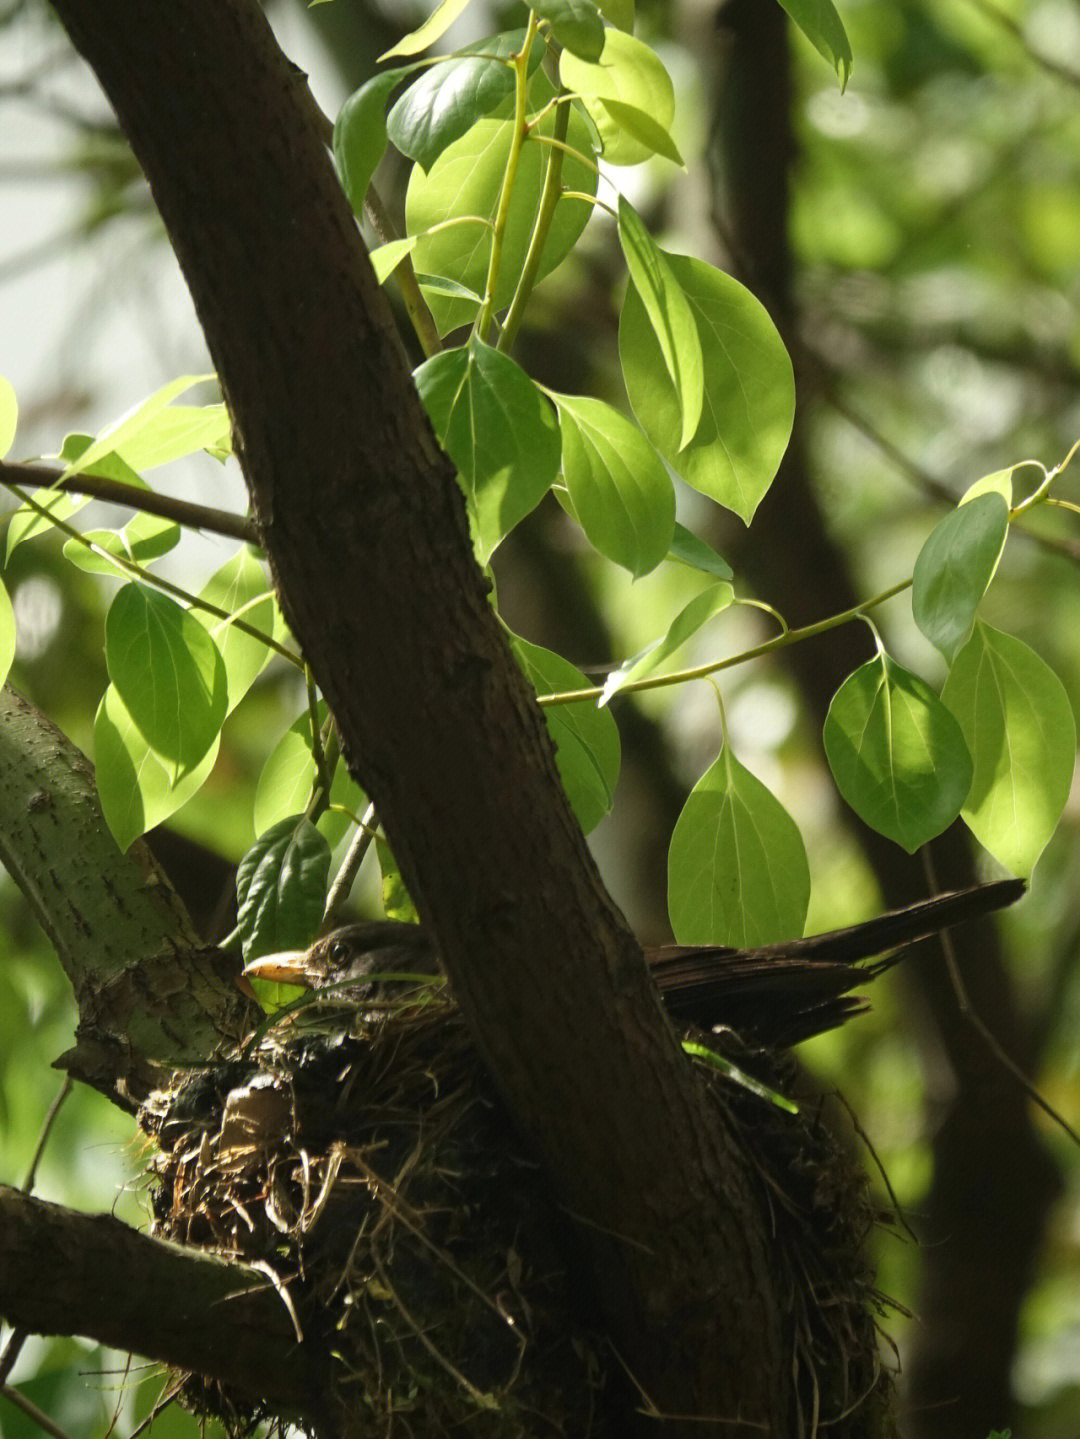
364 184 442 358
4 480 304 670
536 578 914 707
499 89 571 353
475 11 539 344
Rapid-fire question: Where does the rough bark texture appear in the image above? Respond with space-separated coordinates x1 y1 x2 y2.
709 5 1061 1434
0 1186 316 1411
45 0 795 1429
0 686 253 1104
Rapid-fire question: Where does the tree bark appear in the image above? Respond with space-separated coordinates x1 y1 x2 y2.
44 0 797 1429
0 1186 317 1412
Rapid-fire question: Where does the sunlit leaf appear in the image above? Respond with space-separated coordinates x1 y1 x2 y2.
824 653 972 853
601 582 733 704
377 837 420 924
618 199 702 448
942 623 1075 876
62 512 180 576
380 0 476 60
560 29 676 166
104 583 228 779
59 375 216 481
370 236 421 283
912 493 1009 662
254 704 365 847
196 547 280 715
554 392 674 576
668 744 810 945
6 435 145 559
94 684 219 852
0 375 15 458
415 340 560 560
406 72 596 333
620 253 794 522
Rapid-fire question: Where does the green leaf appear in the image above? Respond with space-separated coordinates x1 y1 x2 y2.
668 744 810 946
370 236 421 283
412 271 485 303
531 0 604 62
380 0 476 60
509 632 620 833
617 199 703 449
942 623 1075 876
775 0 852 88
62 512 181 576
236 816 331 960
824 653 973 853
387 35 527 172
104 583 228 779
406 73 597 334
601 581 734 704
0 375 15 458
560 30 677 166
620 253 794 523
377 837 420 924
196 548 279 715
602 99 684 165
682 1039 799 1113
554 393 674 576
0 579 14 688
59 375 216 481
6 435 145 559
962 467 1015 506
415 340 560 560
334 67 419 213
254 705 364 847
94 684 219 852
667 523 733 580
111 404 231 471
912 493 1009 662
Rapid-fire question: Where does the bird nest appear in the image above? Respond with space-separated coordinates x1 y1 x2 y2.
141 992 897 1438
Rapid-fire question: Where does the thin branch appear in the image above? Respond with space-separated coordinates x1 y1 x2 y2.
22 1075 73 1194
1 1383 75 1439
1 461 257 542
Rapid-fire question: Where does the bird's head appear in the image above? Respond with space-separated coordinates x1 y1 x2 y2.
243 920 439 1003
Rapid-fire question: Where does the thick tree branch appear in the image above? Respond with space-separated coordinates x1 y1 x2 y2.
45 0 789 1429
0 1185 317 1413
0 686 254 1106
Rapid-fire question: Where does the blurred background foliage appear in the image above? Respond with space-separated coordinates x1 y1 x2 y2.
1 0 1079 1435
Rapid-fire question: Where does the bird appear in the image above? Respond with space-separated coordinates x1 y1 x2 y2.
244 878 1024 1051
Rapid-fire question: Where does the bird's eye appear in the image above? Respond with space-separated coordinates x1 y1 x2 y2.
328 939 350 967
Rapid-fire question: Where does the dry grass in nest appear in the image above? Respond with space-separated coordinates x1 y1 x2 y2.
140 992 897 1438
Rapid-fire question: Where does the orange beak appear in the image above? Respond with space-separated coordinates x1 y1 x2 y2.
243 951 318 987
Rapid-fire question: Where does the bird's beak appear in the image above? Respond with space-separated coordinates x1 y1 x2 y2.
243 951 316 987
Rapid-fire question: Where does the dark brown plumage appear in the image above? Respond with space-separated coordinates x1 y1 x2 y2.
245 878 1024 1050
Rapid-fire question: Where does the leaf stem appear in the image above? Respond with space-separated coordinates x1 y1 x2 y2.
476 12 539 344
499 90 571 353
536 578 913 706
364 185 442 358
4 481 304 670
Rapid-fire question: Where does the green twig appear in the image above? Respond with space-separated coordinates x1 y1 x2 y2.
536 578 914 707
364 185 442 358
4 481 303 670
476 13 539 344
499 91 571 353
